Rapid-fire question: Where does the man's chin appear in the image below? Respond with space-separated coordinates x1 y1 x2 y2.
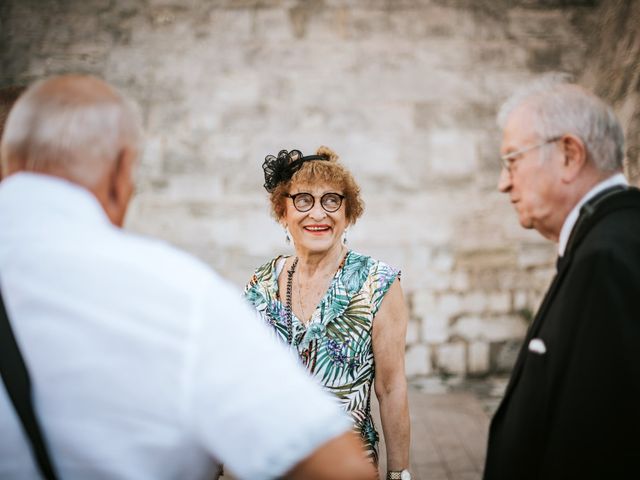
518 216 534 229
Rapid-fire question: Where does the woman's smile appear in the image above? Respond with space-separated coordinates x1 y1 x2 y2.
303 224 332 234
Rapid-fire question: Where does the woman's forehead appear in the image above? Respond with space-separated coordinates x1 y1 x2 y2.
290 182 342 194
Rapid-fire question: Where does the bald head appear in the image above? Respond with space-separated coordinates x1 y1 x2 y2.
0 75 142 186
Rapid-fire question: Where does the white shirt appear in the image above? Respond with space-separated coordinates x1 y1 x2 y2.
0 173 350 480
558 172 628 256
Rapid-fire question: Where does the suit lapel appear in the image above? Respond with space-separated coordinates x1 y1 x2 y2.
494 257 572 415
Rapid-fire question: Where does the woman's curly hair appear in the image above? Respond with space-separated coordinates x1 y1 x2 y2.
267 146 364 225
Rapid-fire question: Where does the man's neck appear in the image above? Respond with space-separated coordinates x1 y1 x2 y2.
557 171 627 255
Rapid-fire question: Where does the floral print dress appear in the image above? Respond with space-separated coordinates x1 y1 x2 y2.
244 250 400 463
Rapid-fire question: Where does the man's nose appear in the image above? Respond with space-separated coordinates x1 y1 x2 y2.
497 167 512 193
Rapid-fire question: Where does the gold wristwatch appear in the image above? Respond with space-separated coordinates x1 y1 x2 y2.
387 470 411 480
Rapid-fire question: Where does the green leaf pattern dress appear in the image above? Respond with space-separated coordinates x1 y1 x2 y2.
244 250 400 463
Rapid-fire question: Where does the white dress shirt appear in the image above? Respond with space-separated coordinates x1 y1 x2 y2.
558 172 628 256
0 173 350 480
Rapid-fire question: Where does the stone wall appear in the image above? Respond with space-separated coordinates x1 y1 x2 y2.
0 0 634 378
580 0 640 183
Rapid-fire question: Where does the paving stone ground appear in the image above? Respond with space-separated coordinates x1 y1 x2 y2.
375 388 492 480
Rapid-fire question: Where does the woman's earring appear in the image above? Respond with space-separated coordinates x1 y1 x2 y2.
285 227 291 245
342 229 348 245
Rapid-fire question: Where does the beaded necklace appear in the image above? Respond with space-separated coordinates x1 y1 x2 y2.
285 257 299 345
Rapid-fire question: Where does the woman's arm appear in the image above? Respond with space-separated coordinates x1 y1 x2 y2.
372 278 410 474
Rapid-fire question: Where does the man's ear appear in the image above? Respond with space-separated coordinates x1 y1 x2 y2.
107 146 136 227
560 134 588 183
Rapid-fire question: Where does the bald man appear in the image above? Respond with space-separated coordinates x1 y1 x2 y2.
0 75 376 480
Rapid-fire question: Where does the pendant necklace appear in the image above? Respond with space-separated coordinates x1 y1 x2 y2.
295 247 347 327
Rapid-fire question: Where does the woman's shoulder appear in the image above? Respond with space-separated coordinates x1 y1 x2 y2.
346 250 400 277
339 251 400 297
246 254 289 290
345 252 400 315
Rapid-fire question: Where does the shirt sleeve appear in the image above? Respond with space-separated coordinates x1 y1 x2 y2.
184 275 351 480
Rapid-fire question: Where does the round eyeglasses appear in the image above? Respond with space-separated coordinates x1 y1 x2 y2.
286 192 345 213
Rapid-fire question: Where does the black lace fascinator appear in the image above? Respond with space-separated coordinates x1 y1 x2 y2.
262 149 329 192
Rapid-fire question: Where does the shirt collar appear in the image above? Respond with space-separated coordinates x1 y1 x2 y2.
558 172 628 256
0 172 112 228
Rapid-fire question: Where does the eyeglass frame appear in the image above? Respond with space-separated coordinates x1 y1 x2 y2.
285 192 345 213
500 136 562 173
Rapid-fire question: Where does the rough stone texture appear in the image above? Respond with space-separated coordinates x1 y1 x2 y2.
437 342 466 375
580 0 640 184
0 0 635 377
468 341 490 376
405 319 420 345
405 344 432 378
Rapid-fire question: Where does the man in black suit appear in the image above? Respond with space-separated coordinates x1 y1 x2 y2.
483 78 640 480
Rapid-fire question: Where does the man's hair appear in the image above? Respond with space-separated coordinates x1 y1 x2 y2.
497 73 625 172
0 75 142 185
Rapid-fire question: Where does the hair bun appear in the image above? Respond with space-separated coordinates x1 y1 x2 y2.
316 146 339 162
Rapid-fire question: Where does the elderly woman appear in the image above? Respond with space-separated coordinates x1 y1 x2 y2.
244 146 411 480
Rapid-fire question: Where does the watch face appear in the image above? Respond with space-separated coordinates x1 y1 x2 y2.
400 471 411 480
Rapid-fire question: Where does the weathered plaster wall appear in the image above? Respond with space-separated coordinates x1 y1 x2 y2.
2 0 634 378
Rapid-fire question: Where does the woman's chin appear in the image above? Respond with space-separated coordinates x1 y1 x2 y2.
295 237 340 254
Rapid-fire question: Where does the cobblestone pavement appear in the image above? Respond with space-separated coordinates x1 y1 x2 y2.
376 380 507 480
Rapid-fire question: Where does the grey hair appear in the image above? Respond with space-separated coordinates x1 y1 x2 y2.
1 75 143 186
497 73 624 172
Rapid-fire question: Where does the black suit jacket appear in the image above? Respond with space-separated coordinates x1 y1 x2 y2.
484 187 640 480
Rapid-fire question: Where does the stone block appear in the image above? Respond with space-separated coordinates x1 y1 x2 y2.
517 242 555 268
513 290 528 310
468 341 490 375
431 249 455 272
412 291 436 317
405 344 431 378
421 314 449 344
456 248 517 270
531 266 556 291
453 315 527 342
419 270 454 291
484 315 528 342
405 320 420 346
451 315 484 341
450 270 470 291
436 293 462 317
461 291 487 313
426 130 479 179
414 100 496 130
487 291 511 313
436 342 466 375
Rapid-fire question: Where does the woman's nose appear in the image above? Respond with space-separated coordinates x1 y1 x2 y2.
308 201 327 220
